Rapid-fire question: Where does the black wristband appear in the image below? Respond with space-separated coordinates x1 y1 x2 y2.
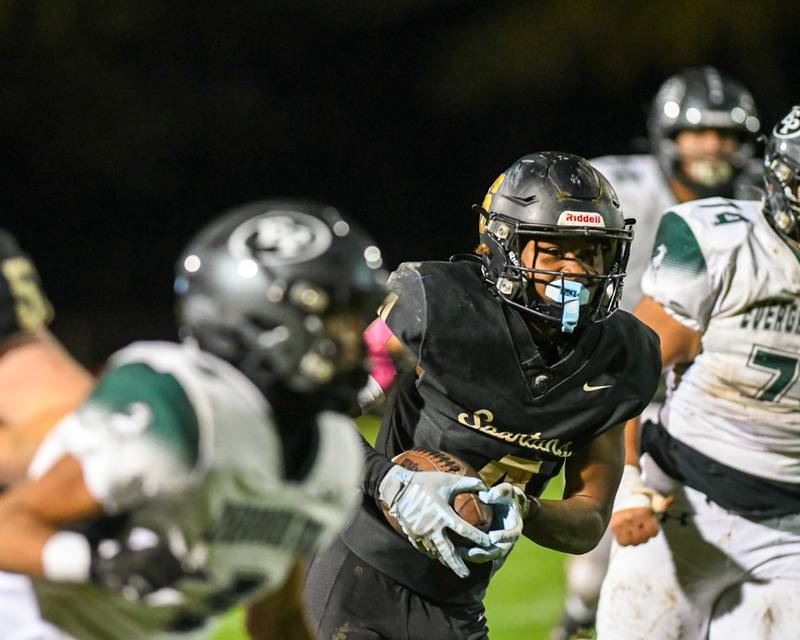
358 434 394 498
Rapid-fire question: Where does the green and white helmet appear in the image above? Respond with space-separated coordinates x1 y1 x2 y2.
764 105 800 246
648 66 760 197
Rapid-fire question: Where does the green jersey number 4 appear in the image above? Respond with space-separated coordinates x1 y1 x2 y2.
747 345 800 402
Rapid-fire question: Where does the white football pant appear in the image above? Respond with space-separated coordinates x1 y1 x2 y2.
596 454 800 640
0 572 70 639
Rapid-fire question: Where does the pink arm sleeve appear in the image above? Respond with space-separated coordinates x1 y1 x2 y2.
363 319 396 391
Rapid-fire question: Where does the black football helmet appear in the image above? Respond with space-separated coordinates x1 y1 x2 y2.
764 105 800 246
175 199 387 410
648 66 759 197
476 152 633 332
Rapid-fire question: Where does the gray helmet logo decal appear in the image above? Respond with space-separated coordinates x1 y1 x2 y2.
775 106 800 139
228 211 333 265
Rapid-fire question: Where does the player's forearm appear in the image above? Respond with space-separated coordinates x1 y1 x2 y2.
0 455 104 582
0 332 92 423
0 428 31 484
529 421 624 553
0 407 70 483
522 494 606 554
624 416 642 467
0 499 56 576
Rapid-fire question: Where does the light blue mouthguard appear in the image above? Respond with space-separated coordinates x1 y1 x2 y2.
544 279 590 333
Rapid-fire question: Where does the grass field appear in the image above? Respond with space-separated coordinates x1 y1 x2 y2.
212 418 569 640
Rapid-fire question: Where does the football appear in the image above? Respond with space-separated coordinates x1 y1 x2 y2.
382 448 494 540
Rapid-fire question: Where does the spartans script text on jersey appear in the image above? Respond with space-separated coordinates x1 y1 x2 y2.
342 260 660 605
0 230 52 340
642 198 800 513
28 341 363 640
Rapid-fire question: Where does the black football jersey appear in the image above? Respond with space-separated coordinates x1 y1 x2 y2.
0 230 52 341
342 259 661 605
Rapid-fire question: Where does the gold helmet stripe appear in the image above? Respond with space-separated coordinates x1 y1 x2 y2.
481 172 506 214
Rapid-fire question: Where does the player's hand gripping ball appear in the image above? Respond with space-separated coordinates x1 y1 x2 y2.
461 482 530 564
381 449 494 534
378 449 493 577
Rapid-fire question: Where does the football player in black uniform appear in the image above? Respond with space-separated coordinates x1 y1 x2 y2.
0 229 92 482
303 152 661 640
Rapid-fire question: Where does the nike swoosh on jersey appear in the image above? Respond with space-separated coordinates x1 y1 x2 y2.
583 382 612 392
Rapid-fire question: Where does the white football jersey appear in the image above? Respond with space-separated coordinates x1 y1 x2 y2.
642 198 800 484
591 154 677 311
28 341 363 640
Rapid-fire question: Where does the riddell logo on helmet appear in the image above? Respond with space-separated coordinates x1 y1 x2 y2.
557 211 606 227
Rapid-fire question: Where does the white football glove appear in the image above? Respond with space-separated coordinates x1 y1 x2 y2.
461 483 530 563
357 375 385 411
378 465 491 578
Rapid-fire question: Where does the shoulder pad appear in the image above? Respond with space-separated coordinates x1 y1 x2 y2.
591 154 661 186
665 197 759 258
109 341 191 372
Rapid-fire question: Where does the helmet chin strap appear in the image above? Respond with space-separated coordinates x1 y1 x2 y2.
544 279 590 334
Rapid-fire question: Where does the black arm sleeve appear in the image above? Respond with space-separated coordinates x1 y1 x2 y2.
382 263 427 361
359 433 394 499
358 263 429 498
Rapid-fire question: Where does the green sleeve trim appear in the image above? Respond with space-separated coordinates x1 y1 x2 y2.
652 211 707 275
90 362 200 466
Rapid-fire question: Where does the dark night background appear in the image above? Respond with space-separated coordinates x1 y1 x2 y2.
1 0 796 366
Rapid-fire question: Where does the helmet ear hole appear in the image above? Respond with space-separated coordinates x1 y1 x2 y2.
496 277 517 297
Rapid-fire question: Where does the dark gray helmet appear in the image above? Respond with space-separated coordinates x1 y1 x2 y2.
648 66 760 197
764 105 800 245
476 152 633 330
175 199 387 409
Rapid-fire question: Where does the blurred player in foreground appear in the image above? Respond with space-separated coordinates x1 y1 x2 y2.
0 229 92 482
596 106 800 639
303 152 661 640
0 200 386 640
553 66 762 640
0 230 93 637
